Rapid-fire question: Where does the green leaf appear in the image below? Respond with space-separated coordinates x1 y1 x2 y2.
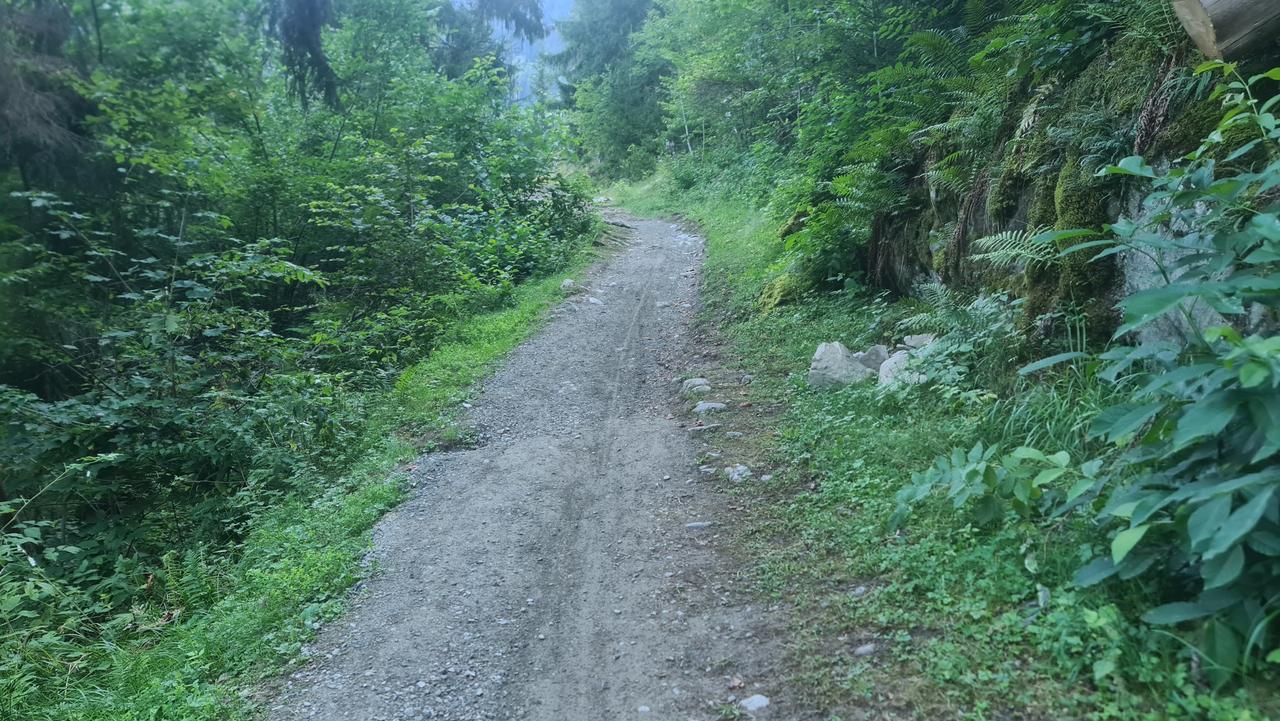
1092 657 1116 682
1018 352 1085 375
1204 489 1276 559
1267 649 1280 664
1010 447 1048 461
1142 596 1237 625
1195 60 1233 75
1032 467 1067 487
1117 285 1195 334
1090 403 1163 442
1239 362 1269 388
1187 495 1232 552
1172 393 1239 449
1203 620 1243 688
1074 556 1119 587
1202 545 1245 589
1066 477 1096 503
1249 213 1280 240
1112 524 1150 563
1103 156 1157 178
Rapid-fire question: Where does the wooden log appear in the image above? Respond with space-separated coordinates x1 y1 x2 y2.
1172 0 1280 59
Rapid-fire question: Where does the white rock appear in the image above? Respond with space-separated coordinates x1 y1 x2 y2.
692 402 727 414
902 333 936 349
853 344 890 370
725 464 752 482
587 296 604 305
688 424 723 434
559 278 576 292
878 350 926 386
854 643 877 657
808 342 876 387
740 694 770 712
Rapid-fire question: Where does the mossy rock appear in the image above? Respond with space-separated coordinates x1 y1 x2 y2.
1027 171 1058 229
1050 158 1118 341
1148 94 1272 167
1065 38 1163 119
1150 96 1222 160
931 242 948 277
987 149 1023 225
757 272 806 312
1053 158 1108 231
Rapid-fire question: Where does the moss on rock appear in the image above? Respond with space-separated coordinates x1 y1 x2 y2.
1049 157 1118 340
987 148 1023 225
757 272 806 312
1027 171 1058 229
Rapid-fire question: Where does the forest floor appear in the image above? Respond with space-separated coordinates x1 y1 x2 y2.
262 212 804 720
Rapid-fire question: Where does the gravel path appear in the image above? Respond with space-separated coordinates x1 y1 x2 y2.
266 212 787 721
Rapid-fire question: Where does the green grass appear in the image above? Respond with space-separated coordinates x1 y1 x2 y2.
614 179 1277 721
28 256 597 721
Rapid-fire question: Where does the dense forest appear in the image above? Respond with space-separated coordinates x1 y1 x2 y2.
558 0 1280 717
1 0 593 716
2 0 1279 718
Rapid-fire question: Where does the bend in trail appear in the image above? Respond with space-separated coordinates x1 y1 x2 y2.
267 213 789 720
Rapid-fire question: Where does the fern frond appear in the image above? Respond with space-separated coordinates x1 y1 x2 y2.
971 225 1056 271
1015 82 1057 142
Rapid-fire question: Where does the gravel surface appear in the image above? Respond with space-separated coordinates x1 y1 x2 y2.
265 213 789 720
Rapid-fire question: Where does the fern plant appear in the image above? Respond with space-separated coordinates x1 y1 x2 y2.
971 225 1057 271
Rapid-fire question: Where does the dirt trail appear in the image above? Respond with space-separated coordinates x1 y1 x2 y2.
267 212 788 721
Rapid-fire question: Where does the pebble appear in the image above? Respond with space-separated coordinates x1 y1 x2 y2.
854 643 877 657
588 296 604 305
681 378 712 394
851 585 869 598
684 521 713 530
692 402 727 414
725 464 752 482
740 694 770 712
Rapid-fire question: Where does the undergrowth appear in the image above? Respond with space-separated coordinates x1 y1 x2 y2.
6 259 594 720
613 177 1278 719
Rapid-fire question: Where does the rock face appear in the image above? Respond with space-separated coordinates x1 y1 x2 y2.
807 342 876 387
878 350 926 386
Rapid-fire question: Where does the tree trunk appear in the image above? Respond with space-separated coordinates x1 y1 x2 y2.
1172 0 1280 59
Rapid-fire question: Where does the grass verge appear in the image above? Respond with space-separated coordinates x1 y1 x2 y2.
36 252 599 721
612 174 1276 721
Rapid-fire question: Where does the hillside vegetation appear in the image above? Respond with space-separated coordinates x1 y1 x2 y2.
0 1 593 718
559 0 1280 717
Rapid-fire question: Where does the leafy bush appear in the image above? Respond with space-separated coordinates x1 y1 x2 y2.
0 0 594 712
1062 63 1280 683
898 62 1280 686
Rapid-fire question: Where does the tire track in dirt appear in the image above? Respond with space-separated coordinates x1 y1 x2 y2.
265 211 798 721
